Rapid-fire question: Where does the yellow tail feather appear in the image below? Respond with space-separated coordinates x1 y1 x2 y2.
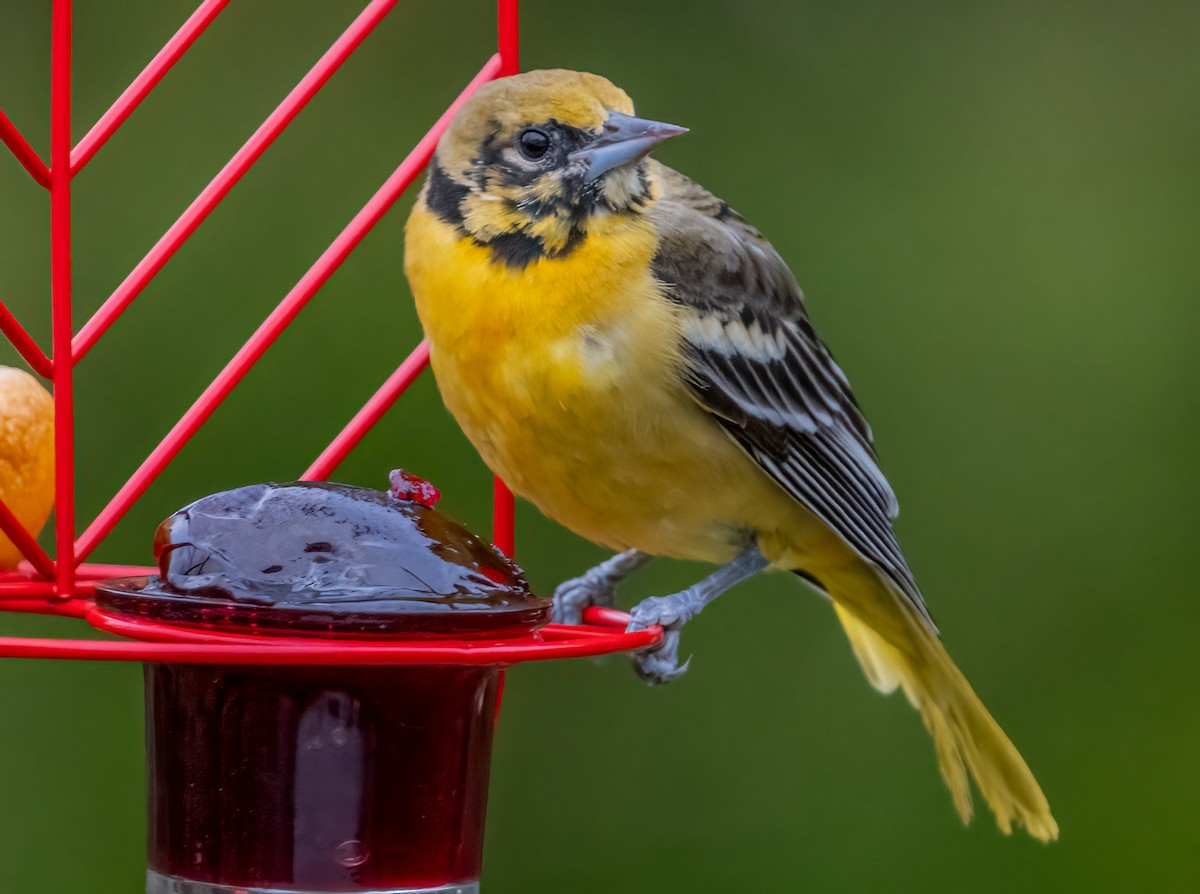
831 593 1058 842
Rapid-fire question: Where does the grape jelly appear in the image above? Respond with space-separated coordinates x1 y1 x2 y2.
96 477 550 894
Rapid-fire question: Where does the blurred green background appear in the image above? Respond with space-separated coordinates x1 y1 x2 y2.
2 0 1198 890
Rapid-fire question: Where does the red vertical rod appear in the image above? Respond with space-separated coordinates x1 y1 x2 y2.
493 0 519 553
498 0 520 76
492 478 515 557
50 0 75 594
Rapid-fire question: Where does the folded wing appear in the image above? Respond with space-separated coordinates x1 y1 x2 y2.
648 161 932 628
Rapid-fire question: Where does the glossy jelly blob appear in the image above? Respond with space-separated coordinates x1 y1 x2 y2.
100 478 547 892
96 479 549 636
145 662 499 891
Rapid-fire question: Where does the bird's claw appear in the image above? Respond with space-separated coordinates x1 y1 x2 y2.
552 569 616 626
626 593 699 685
631 626 692 685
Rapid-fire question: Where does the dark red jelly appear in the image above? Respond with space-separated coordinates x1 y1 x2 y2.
144 662 498 890
96 479 549 637
96 478 548 892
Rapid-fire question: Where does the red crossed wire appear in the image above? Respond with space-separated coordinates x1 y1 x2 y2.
0 0 521 609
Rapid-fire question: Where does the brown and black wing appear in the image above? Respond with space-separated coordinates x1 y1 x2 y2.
647 161 932 627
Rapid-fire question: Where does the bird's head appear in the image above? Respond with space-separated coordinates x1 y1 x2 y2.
424 69 686 267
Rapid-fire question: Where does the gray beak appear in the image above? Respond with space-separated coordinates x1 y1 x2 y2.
571 112 688 182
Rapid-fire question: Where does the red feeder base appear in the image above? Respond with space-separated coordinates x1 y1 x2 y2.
32 568 657 894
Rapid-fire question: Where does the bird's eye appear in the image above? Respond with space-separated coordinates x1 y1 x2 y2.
517 128 551 161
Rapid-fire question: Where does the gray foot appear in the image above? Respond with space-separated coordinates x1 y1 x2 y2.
552 549 652 626
624 546 770 686
632 627 691 685
626 592 700 684
552 571 616 626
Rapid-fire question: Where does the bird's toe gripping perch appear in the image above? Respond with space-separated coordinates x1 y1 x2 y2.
551 547 651 626
624 545 770 685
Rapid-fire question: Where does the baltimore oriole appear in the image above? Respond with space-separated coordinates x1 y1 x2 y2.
404 69 1056 841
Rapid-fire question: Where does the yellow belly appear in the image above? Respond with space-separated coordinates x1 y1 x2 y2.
404 204 830 565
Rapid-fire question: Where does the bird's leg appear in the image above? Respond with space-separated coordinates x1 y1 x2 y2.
552 548 653 625
626 545 769 685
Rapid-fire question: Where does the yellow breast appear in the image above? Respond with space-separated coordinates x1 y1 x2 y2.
403 203 813 562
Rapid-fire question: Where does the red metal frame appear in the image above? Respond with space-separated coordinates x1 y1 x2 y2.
0 0 658 663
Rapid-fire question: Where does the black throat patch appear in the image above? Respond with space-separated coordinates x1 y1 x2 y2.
424 160 469 229
425 160 587 270
423 142 649 271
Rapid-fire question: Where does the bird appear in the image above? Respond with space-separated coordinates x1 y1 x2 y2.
0 366 54 571
404 69 1057 841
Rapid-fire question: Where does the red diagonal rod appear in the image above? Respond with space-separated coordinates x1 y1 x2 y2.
0 301 53 378
0 109 50 187
72 0 399 361
71 0 231 175
302 340 430 481
0 497 55 581
75 55 505 563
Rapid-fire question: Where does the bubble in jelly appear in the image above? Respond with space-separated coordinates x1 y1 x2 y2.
335 838 369 867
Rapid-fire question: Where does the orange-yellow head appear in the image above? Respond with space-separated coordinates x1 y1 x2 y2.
424 69 686 268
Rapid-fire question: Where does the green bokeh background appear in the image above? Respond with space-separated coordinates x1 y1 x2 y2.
2 1 1197 890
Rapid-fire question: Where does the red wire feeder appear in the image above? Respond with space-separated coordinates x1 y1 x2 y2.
0 0 660 665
